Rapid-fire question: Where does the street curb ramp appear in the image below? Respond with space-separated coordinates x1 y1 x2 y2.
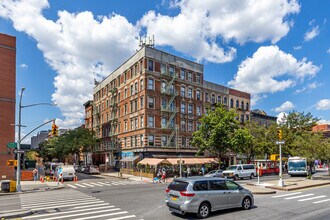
0 209 32 219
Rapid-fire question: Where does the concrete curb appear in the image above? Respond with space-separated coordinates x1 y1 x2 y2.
246 181 330 191
0 209 32 219
0 186 65 196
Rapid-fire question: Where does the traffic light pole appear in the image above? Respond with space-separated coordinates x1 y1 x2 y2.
278 143 284 187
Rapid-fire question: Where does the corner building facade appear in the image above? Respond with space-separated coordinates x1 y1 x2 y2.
89 46 250 165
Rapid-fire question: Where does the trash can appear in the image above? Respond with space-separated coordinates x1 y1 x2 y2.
10 180 16 192
0 180 10 192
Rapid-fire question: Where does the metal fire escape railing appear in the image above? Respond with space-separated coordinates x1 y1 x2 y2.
108 87 119 151
161 69 178 148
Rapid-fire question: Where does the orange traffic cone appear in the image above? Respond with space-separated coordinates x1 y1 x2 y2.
74 176 78 182
61 177 64 183
41 176 44 183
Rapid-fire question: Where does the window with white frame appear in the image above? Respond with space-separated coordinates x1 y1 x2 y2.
169 66 175 76
148 78 154 90
188 104 193 115
124 89 127 98
130 119 134 130
148 115 155 127
124 104 127 115
161 117 167 128
161 63 167 74
196 90 201 100
196 74 201 84
180 69 185 80
161 81 166 93
181 120 186 131
197 106 201 116
188 121 193 131
140 134 144 146
124 121 127 131
140 116 144 127
197 122 201 130
188 88 193 98
161 135 167 146
181 102 186 114
205 93 209 102
188 72 192 82
217 95 221 103
148 60 154 71
140 79 144 90
211 94 215 103
182 137 186 147
224 97 228 105
148 96 154 108
130 84 134 96
181 86 185 97
148 135 154 146
140 96 144 109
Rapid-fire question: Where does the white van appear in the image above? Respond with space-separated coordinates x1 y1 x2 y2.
55 165 76 181
222 164 256 180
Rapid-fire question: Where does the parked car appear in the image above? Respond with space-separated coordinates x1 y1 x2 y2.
222 164 256 180
204 170 223 177
83 165 100 174
76 165 86 173
54 165 76 181
165 177 254 218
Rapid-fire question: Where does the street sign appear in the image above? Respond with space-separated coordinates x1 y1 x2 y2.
275 140 285 145
13 149 24 154
6 160 18 167
6 142 17 148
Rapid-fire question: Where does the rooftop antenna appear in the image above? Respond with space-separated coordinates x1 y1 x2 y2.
139 35 155 48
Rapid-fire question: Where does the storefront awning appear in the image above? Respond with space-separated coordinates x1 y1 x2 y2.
138 158 171 166
166 158 217 165
120 156 140 162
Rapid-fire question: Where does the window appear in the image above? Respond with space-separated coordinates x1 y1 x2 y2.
224 97 228 105
124 121 127 131
181 86 185 97
209 180 226 190
131 119 134 130
135 118 138 129
246 115 250 122
241 101 244 110
148 60 154 71
124 89 127 99
124 137 127 148
161 117 167 128
130 101 133 113
134 100 138 111
182 137 186 147
205 93 209 102
148 78 154 90
188 72 192 82
211 94 215 103
197 106 201 116
161 98 167 110
140 96 144 109
181 120 186 131
140 79 144 90
240 114 244 123
169 66 175 76
124 104 127 115
188 104 193 115
217 95 221 103
180 69 185 80
188 121 193 131
236 100 239 108
161 135 167 146
230 99 234 108
135 82 138 93
197 122 201 130
130 84 134 96
246 102 249 111
196 90 201 100
193 181 208 191
188 88 193 98
130 136 133 148
161 63 167 74
148 115 155 127
161 81 166 93
225 181 240 190
140 134 144 146
148 96 154 108
181 102 186 114
148 135 154 146
196 74 201 84
140 116 144 127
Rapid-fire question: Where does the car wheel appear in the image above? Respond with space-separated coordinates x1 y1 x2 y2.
197 202 210 219
233 175 239 181
250 173 254 179
242 197 251 210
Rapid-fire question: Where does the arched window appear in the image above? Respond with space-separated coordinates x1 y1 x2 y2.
205 93 209 102
236 100 239 108
217 95 221 103
230 99 234 108
224 97 227 105
211 94 215 103
241 101 244 110
246 102 249 111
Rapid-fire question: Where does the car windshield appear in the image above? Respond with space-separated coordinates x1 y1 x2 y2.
168 181 189 191
207 170 216 174
288 161 306 171
226 166 237 170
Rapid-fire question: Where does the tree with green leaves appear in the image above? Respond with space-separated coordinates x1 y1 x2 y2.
191 104 239 165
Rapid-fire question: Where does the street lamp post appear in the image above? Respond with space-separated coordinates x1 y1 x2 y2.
16 88 56 192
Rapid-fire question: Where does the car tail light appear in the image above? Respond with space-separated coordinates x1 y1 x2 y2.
165 188 170 193
180 191 195 197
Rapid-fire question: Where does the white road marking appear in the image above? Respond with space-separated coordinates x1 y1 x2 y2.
67 184 78 188
26 200 105 211
106 215 137 220
313 199 330 204
72 211 128 220
97 182 112 186
22 206 117 219
22 197 99 206
285 193 314 200
38 209 122 220
272 192 302 198
81 183 94 187
298 195 327 201
71 203 110 209
74 183 87 188
89 182 103 186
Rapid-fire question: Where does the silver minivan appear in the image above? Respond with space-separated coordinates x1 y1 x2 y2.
165 177 254 219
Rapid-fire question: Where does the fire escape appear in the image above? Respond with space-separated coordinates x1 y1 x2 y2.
109 87 119 153
161 67 179 149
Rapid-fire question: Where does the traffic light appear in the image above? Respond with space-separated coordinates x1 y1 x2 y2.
51 122 58 137
277 129 283 140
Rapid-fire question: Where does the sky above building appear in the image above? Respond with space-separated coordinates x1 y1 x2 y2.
0 0 329 143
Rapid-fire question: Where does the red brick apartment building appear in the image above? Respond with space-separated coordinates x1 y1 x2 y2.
0 33 16 180
312 124 330 138
85 46 250 166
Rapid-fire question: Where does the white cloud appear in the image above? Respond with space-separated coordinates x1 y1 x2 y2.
327 48 330 54
0 0 139 128
228 45 320 104
140 0 300 63
295 81 323 93
318 119 330 125
276 112 287 125
293 45 302 50
19 63 28 69
274 101 295 112
316 99 330 110
304 25 320 41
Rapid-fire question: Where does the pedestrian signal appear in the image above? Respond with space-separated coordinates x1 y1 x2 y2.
277 129 283 140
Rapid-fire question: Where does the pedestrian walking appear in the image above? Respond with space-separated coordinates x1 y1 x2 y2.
161 169 167 183
32 168 38 181
187 167 191 177
201 166 205 176
57 166 63 185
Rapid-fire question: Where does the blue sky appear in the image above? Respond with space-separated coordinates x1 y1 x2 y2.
0 0 329 144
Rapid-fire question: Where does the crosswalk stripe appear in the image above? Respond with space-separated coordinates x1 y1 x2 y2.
67 184 78 188
298 195 327 201
272 192 302 198
22 198 99 209
71 203 110 209
89 182 103 186
313 199 330 204
106 215 137 220
81 183 94 187
285 193 314 200
37 208 122 220
72 211 128 220
28 200 105 211
75 183 87 188
22 197 99 206
20 196 94 203
97 182 112 186
22 206 117 219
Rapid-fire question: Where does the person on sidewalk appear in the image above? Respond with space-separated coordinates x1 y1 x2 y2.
57 166 63 185
187 167 191 177
32 168 38 181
